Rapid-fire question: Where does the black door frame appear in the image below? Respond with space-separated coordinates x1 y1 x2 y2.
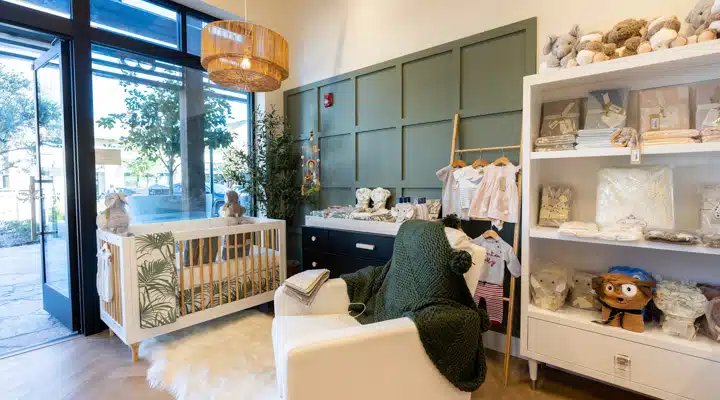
33 40 80 330
0 0 246 335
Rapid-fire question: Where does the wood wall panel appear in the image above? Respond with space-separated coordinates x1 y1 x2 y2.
403 120 452 187
356 67 399 130
461 31 527 115
402 51 454 122
319 134 354 187
286 89 316 140
356 128 401 187
319 79 354 135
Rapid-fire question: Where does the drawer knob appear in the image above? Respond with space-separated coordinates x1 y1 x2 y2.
356 243 375 251
311 236 317 242
312 261 317 267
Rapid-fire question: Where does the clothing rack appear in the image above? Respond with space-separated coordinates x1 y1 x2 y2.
448 112 522 387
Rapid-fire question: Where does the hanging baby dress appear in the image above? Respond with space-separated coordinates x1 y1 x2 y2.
468 163 520 229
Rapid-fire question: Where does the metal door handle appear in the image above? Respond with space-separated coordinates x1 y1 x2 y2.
312 262 317 267
311 236 316 242
356 243 375 251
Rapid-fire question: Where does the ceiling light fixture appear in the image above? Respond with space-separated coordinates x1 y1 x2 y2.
200 0 289 92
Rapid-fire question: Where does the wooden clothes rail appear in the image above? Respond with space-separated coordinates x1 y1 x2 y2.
448 112 522 387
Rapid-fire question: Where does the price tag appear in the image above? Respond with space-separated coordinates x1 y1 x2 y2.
649 114 661 131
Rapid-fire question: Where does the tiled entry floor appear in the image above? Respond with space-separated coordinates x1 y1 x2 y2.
0 244 72 356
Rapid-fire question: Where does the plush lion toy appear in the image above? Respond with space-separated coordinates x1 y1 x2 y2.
592 273 656 333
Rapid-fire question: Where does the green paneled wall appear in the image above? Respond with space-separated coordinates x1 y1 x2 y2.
285 18 536 228
284 19 537 336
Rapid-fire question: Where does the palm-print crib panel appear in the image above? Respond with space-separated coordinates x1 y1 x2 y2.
181 272 281 314
176 228 281 316
136 232 180 329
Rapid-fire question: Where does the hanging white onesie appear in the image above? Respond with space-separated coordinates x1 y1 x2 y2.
96 243 114 302
468 163 519 228
436 165 461 217
452 166 483 220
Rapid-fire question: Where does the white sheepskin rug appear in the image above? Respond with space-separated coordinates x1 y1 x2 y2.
141 310 279 400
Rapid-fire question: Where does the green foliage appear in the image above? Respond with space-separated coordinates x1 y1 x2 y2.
0 65 61 173
0 220 39 248
97 79 233 188
136 232 179 329
223 107 301 222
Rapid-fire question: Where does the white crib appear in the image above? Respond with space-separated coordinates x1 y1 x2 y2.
96 217 286 361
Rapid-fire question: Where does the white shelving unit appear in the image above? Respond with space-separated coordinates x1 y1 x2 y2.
521 40 720 400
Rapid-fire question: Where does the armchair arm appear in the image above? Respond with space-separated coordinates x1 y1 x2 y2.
280 317 468 400
274 278 350 316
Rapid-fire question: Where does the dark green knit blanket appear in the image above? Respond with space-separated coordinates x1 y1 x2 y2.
341 220 491 392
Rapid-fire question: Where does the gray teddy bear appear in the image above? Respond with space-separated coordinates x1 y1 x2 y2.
541 25 580 71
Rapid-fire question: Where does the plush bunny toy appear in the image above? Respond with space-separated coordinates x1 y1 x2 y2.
540 25 581 70
685 0 720 44
220 190 246 219
97 193 130 234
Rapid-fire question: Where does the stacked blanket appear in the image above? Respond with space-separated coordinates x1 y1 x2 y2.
283 269 330 306
641 129 700 146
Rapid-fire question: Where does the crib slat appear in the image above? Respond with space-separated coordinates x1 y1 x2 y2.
113 244 121 325
251 231 256 296
210 237 215 308
234 234 239 301
199 238 205 311
242 233 247 298
189 240 195 314
179 241 185 316
218 236 223 306
271 229 276 290
226 235 231 302
257 231 263 294
265 230 270 293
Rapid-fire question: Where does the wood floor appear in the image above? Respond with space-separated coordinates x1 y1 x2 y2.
0 331 650 400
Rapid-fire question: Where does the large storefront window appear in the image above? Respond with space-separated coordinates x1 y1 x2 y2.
91 45 250 223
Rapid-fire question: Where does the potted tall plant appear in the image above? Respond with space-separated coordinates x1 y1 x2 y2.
223 107 302 223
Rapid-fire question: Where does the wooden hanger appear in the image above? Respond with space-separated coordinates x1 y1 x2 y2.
481 229 500 240
451 159 467 168
471 158 489 168
493 156 511 166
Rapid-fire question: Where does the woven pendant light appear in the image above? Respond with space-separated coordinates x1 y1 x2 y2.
201 2 289 92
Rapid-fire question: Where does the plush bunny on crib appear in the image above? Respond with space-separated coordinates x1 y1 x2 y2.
97 193 130 234
220 190 246 222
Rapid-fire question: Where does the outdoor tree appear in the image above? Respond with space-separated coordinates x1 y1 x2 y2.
97 79 234 189
0 65 61 174
126 157 157 186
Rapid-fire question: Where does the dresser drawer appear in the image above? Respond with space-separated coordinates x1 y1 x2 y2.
528 317 720 399
301 249 326 271
302 227 328 252
328 230 395 261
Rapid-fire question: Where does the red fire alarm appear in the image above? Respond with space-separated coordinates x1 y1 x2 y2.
323 93 333 108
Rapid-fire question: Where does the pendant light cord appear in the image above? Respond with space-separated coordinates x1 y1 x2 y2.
244 0 248 23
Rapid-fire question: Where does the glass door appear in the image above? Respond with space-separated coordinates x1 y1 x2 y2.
32 40 78 330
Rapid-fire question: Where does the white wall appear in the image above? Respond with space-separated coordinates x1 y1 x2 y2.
205 0 696 99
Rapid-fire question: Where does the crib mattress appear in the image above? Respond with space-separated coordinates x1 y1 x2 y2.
178 246 280 287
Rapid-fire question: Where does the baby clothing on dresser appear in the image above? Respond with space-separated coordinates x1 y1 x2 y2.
471 236 522 324
453 166 483 219
468 163 520 229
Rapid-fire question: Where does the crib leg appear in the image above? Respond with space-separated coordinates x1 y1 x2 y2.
108 329 115 337
130 342 140 362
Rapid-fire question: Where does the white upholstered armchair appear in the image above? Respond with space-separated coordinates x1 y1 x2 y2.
272 229 485 400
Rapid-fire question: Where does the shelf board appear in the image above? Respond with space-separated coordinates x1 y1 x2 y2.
528 304 720 363
525 39 720 90
531 142 720 160
530 227 720 255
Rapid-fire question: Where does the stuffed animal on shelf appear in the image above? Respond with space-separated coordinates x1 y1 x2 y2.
220 190 246 219
355 188 372 211
604 18 648 57
569 271 601 310
645 16 683 51
97 193 130 234
685 0 720 44
592 273 656 333
575 32 617 66
540 25 580 70
370 187 392 212
530 267 570 311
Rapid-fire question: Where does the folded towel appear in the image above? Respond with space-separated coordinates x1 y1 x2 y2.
284 269 330 306
535 134 576 146
642 138 700 146
642 129 700 140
